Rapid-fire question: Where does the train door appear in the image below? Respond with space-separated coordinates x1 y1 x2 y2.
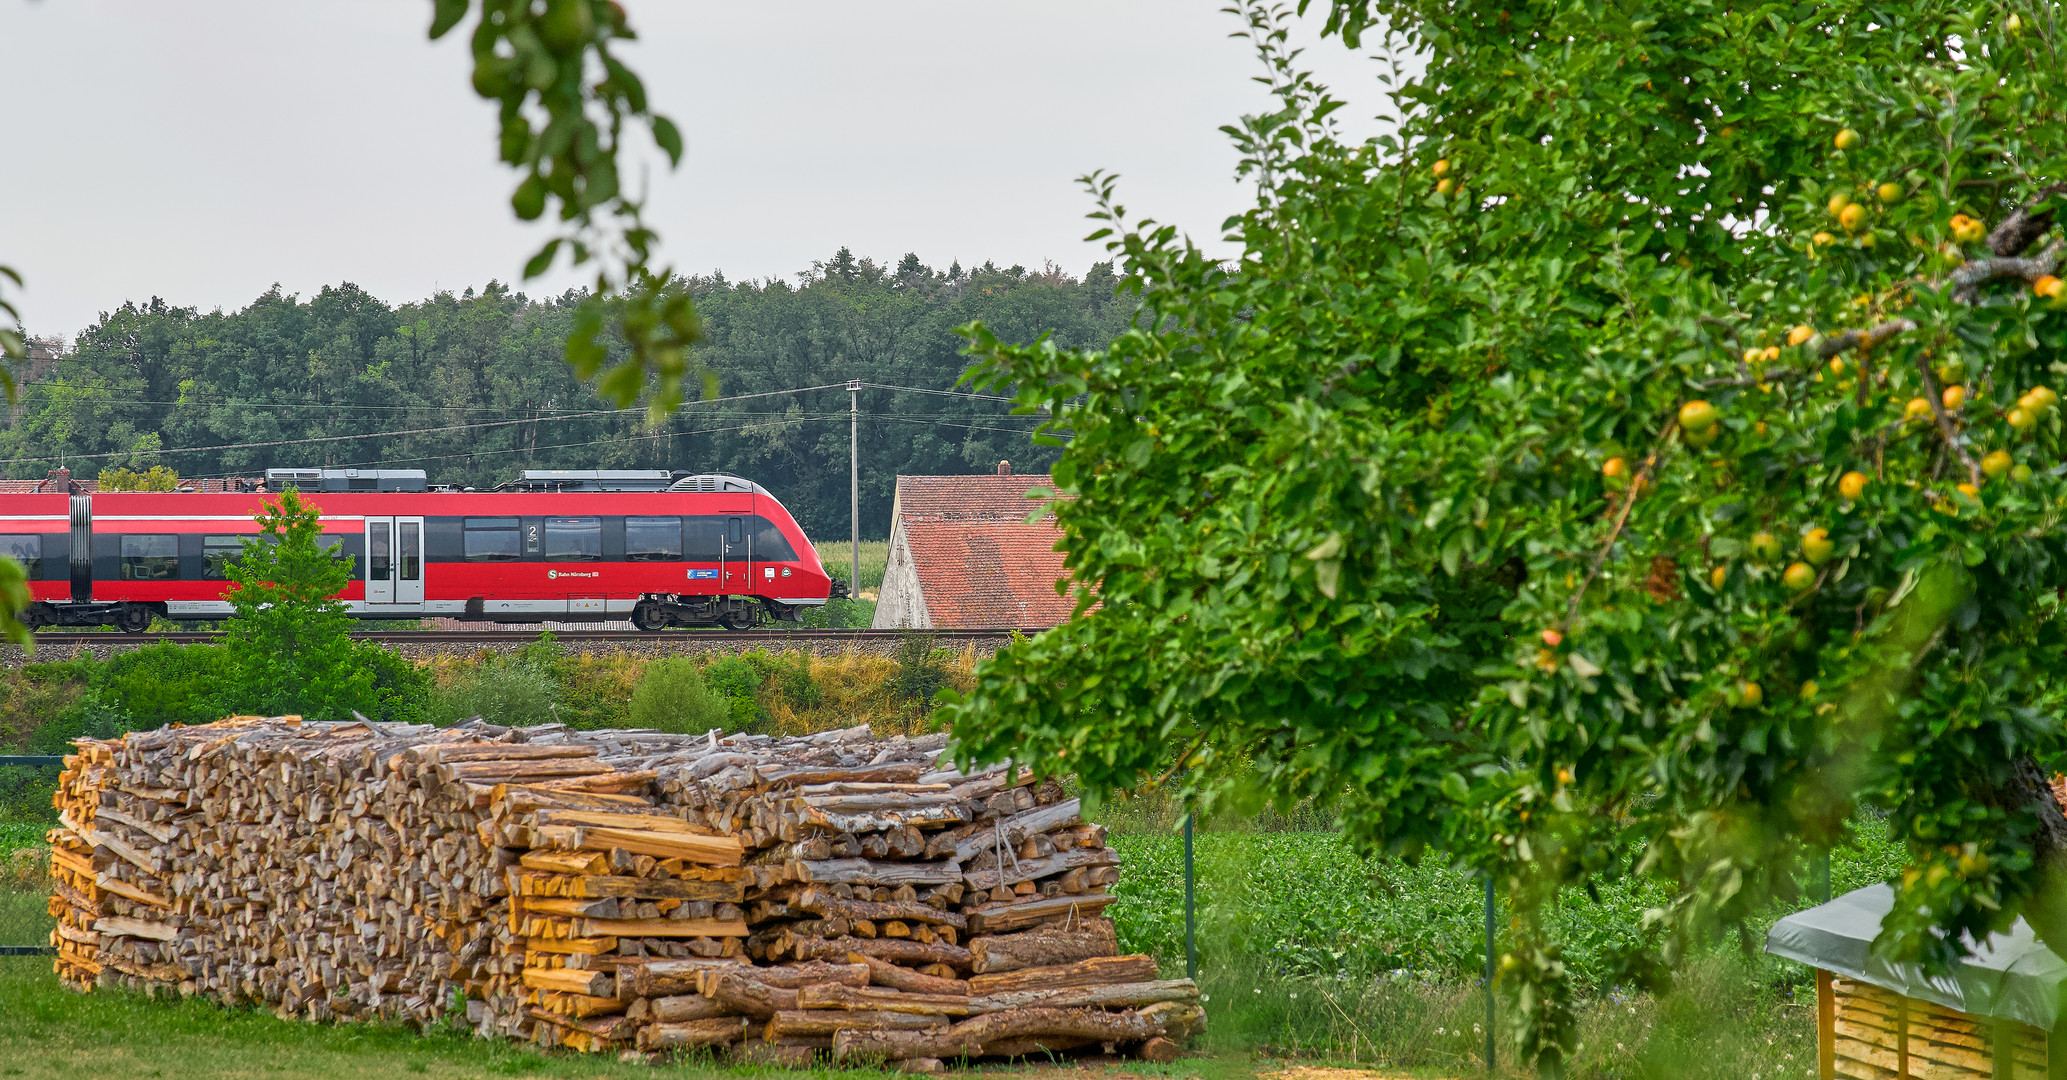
365 516 425 606
722 515 750 594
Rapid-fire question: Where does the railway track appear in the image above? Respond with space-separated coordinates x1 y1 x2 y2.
21 628 1022 646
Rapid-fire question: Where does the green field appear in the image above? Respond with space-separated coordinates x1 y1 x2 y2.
810 539 889 595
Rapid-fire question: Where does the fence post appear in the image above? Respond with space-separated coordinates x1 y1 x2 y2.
1485 875 1497 1072
1183 810 1197 982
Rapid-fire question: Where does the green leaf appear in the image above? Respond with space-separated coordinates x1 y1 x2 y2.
650 115 684 166
523 238 562 279
429 0 469 39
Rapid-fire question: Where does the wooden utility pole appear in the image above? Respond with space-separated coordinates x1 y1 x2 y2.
849 380 861 596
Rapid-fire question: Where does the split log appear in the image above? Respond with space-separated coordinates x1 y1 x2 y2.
92 917 176 942
705 970 799 1018
638 1016 755 1049
965 892 1115 934
646 994 736 1023
969 922 1118 974
1138 1001 1208 1041
770 1010 950 1037
572 875 745 902
834 1006 1165 1062
945 799 1083 862
967 954 1159 995
626 957 753 997
710 961 869 991
574 917 748 938
792 936 972 969
794 888 968 929
962 846 1119 891
972 979 1200 1013
794 857 962 886
797 983 974 1016
853 952 969 996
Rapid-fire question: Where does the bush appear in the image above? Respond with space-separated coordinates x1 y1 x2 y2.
351 644 431 723
627 658 729 734
891 633 951 714
95 644 227 728
700 656 766 733
796 598 875 629
428 660 561 727
777 651 823 708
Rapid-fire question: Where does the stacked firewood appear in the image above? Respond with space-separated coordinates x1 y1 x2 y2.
47 715 1200 1067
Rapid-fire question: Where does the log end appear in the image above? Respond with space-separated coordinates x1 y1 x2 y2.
1135 1037 1181 1064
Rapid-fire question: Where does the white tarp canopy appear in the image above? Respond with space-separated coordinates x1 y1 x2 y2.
1765 883 2067 1031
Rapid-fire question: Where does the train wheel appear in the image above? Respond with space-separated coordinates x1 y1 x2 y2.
631 601 668 632
117 605 153 634
719 608 755 631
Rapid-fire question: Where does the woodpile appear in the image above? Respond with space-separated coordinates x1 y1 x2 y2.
46 715 1200 1066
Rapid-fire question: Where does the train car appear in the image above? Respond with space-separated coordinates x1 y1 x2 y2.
0 468 838 633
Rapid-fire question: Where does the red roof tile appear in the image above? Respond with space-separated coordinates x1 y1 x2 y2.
902 520 1080 629
893 474 1065 523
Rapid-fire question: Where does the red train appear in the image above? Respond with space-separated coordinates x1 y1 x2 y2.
0 469 838 633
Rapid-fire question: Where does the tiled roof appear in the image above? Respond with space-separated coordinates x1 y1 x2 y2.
902 520 1080 629
894 474 1064 523
888 473 1083 630
0 479 95 493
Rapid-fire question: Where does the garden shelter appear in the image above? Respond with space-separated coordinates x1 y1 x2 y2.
1767 883 2067 1078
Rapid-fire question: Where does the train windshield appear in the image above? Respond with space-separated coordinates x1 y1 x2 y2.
544 517 603 561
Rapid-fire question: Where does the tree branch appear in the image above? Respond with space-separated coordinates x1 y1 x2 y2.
1951 240 2064 303
1816 319 1917 359
1564 420 1679 628
1912 355 1983 487
1988 183 2067 258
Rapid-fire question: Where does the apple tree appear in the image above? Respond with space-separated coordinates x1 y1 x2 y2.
941 0 2067 1066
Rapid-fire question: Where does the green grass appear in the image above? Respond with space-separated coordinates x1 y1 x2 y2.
1100 829 1901 1077
810 540 889 594
0 822 48 852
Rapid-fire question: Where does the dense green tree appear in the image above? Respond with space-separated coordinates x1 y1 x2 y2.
220 488 377 720
942 0 2067 1067
3 259 1127 539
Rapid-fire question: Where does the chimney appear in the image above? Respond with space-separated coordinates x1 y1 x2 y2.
44 467 71 494
997 460 1011 477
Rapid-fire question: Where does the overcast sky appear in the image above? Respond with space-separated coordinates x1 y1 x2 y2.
2 1 1404 342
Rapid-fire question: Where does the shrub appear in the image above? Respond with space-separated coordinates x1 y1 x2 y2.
700 656 766 733
796 598 875 629
95 643 227 728
428 660 561 727
778 651 824 708
627 658 729 734
352 644 431 723
891 633 951 712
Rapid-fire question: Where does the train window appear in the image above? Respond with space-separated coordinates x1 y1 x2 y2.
369 521 392 580
202 535 246 580
399 523 420 581
750 516 799 561
624 516 682 561
544 517 603 561
683 517 726 561
0 535 39 579
120 535 179 580
463 518 522 562
727 517 745 546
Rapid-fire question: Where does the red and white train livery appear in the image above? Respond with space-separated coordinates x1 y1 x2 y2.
0 469 837 633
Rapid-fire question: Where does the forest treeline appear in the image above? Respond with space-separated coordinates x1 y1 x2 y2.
9 250 1130 538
